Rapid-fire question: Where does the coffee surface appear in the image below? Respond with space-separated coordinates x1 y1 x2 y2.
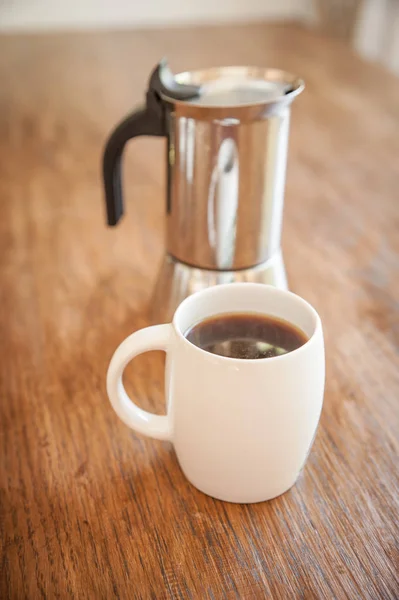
185 312 308 359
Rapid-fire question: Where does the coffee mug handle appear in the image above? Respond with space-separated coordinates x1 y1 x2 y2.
106 324 173 441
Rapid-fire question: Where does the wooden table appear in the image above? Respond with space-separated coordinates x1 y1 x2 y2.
1 23 398 599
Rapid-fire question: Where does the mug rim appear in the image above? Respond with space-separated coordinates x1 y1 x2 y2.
172 283 322 364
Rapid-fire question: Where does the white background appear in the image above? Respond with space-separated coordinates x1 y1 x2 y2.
0 0 310 30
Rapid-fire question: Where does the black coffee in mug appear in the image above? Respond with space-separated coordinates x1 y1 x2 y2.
185 312 308 360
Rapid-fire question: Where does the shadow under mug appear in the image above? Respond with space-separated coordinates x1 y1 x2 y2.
107 283 325 503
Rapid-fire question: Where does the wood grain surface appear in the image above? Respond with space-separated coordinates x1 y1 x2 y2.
1 22 399 599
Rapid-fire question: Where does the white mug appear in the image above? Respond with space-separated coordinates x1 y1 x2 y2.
107 283 325 503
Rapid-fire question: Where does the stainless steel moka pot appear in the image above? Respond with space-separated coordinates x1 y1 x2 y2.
103 60 304 321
